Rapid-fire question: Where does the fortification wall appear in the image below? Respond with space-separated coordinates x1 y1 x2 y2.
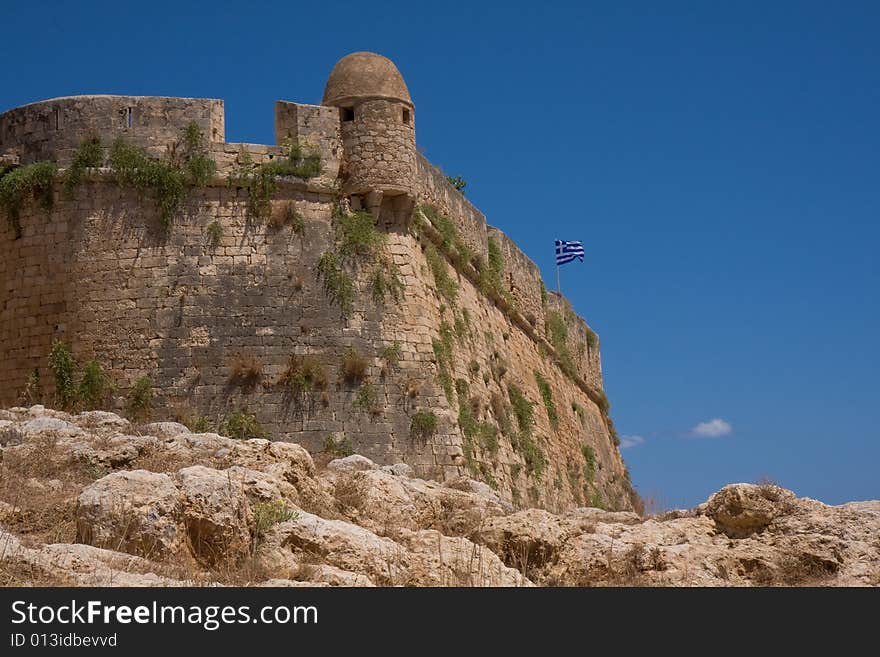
415 153 487 260
486 226 546 334
545 293 604 391
0 96 224 165
0 93 630 511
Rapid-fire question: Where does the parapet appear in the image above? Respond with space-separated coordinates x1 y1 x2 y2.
0 95 224 166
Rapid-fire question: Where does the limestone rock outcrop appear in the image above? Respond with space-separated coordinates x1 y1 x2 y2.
1 406 877 587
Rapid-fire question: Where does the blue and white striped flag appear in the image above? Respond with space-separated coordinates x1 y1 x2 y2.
555 240 585 266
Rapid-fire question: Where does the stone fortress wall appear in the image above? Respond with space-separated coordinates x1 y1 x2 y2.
0 53 636 512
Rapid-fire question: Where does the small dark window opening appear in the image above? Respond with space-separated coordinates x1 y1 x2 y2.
127 107 133 128
402 108 411 124
341 107 355 122
54 108 60 131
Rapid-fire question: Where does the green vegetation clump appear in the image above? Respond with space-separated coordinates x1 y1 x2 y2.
206 220 223 247
381 341 402 367
410 410 438 440
369 266 404 305
353 382 378 412
47 340 78 410
324 434 354 458
582 444 597 483
253 500 298 537
78 360 114 409
336 209 386 259
126 377 154 421
221 409 266 440
506 384 546 478
45 341 115 411
534 371 558 428
585 328 598 350
420 205 473 266
281 355 327 395
341 347 369 384
508 384 534 435
63 137 103 196
267 139 322 179
478 422 499 455
517 433 547 479
185 416 213 433
446 175 467 192
231 140 320 221
316 252 355 317
432 322 456 402
0 161 58 237
424 243 458 303
110 122 216 233
545 310 576 378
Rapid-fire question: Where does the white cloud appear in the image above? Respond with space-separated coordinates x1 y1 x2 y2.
620 435 645 449
690 418 733 438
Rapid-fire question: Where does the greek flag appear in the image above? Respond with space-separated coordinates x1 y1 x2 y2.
555 240 585 266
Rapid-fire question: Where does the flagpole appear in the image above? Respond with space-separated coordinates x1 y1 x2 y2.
556 260 561 295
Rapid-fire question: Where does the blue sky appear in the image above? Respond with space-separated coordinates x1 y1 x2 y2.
2 1 877 508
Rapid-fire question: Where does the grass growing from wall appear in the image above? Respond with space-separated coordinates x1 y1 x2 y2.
341 347 369 384
353 382 378 413
206 221 223 248
63 137 103 197
410 410 438 440
545 310 577 378
232 140 321 221
432 322 456 403
369 266 404 305
318 207 403 316
381 342 402 367
109 123 216 234
425 243 458 303
336 209 386 259
507 383 547 479
582 444 597 483
280 355 327 395
316 252 355 317
534 371 559 428
0 161 58 238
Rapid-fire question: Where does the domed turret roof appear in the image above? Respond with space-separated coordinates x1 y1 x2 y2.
322 52 413 108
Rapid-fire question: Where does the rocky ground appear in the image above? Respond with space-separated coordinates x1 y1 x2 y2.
0 406 877 587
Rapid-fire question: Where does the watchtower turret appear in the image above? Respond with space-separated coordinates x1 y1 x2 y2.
322 52 416 224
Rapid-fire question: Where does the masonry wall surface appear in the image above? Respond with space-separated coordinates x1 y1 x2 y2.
0 96 224 165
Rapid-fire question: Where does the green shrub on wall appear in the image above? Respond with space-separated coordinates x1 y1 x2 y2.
63 137 104 197
0 161 58 238
410 410 438 440
534 371 559 429
109 122 216 233
317 252 355 317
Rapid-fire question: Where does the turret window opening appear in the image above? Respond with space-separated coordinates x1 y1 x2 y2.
402 108 411 124
341 107 355 122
